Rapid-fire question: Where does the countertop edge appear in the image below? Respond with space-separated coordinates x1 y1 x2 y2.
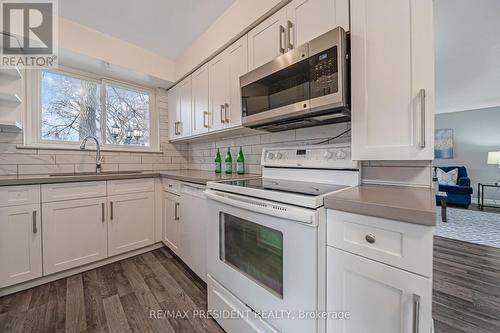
0 172 161 186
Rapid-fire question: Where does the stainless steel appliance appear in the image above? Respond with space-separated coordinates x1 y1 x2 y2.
240 27 349 132
205 144 360 333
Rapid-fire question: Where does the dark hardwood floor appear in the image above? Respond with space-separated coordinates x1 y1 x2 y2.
0 248 224 333
2 238 500 333
433 236 500 333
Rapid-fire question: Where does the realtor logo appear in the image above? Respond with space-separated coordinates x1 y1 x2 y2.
1 0 58 68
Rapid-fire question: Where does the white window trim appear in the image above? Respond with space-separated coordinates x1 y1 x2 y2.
24 66 160 153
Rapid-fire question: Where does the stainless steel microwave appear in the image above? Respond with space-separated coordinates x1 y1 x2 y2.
240 27 349 132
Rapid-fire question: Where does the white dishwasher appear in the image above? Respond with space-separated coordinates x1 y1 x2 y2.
179 182 208 282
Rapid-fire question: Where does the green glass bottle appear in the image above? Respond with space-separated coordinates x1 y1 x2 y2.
224 148 233 174
236 147 245 174
215 148 222 173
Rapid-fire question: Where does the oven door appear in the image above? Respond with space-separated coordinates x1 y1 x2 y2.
205 189 318 333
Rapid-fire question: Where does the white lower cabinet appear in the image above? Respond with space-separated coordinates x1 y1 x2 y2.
42 197 108 275
162 191 181 255
107 192 155 256
0 204 42 288
326 247 432 333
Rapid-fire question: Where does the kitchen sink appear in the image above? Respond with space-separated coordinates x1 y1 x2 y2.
49 171 142 177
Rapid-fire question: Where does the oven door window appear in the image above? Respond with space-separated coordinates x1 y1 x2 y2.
220 212 283 298
241 57 310 117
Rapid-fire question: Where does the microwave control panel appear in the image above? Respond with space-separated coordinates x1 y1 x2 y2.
310 46 339 98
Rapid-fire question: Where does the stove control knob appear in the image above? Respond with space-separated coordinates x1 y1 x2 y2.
336 150 347 159
276 153 283 160
324 151 333 160
267 152 275 160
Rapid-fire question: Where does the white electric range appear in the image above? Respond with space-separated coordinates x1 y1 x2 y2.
204 144 360 333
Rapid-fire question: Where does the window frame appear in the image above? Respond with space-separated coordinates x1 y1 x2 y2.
25 66 159 153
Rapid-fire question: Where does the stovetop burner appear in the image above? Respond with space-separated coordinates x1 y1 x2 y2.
219 178 349 197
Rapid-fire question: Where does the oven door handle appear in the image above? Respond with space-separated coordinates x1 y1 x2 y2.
204 189 317 225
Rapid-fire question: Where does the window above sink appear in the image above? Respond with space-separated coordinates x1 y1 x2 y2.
23 67 160 153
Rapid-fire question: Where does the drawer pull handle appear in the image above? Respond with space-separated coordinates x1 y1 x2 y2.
365 234 376 244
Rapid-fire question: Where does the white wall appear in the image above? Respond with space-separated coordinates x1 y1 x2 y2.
59 18 176 84
174 0 284 79
435 0 500 114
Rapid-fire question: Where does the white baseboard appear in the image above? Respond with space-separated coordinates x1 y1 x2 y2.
0 242 165 297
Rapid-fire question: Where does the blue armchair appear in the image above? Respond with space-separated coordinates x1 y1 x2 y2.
434 166 473 208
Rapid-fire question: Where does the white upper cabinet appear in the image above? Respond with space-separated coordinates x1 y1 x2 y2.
286 0 349 48
247 9 287 71
191 64 210 135
0 204 42 288
226 36 248 128
248 0 349 71
168 77 192 140
168 85 180 141
209 35 248 131
351 0 434 160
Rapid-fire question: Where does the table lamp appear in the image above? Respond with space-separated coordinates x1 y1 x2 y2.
487 151 500 185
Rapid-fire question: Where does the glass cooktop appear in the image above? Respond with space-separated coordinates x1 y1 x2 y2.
220 178 348 197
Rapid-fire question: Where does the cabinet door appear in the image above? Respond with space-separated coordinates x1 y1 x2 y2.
351 0 434 160
191 64 210 135
178 76 193 138
162 192 180 255
286 0 349 49
168 85 181 140
247 8 287 70
226 35 248 128
326 247 432 333
209 52 228 132
108 192 155 256
43 198 107 275
0 204 42 288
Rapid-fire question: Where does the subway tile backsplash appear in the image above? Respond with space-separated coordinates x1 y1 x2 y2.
0 89 430 187
0 90 188 176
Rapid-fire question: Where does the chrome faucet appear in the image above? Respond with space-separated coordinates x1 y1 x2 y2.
80 136 103 174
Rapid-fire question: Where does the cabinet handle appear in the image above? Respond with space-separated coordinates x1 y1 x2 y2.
110 201 114 220
178 121 183 135
174 202 180 220
365 234 375 244
32 210 37 234
286 20 294 50
174 121 178 135
220 104 225 124
279 25 285 54
203 111 209 128
101 202 105 222
224 103 230 123
412 294 421 333
419 89 426 148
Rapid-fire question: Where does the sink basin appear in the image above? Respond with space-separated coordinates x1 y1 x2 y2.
49 171 142 177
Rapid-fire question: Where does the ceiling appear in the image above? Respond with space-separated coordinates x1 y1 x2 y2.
435 0 500 113
59 0 237 59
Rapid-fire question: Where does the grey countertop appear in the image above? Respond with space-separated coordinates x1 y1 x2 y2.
0 169 260 186
159 169 260 185
324 185 436 226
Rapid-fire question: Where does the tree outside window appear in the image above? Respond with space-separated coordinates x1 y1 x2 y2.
40 70 151 147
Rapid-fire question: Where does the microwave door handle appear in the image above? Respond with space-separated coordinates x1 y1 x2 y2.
279 25 285 54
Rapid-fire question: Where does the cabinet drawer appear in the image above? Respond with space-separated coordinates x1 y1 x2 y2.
107 178 154 195
0 185 40 207
161 178 181 194
327 210 433 277
42 181 107 202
